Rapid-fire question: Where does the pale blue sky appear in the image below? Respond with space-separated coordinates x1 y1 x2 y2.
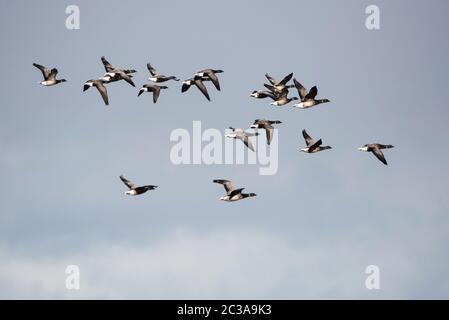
0 0 449 299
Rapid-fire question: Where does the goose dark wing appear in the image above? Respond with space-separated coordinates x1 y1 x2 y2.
372 147 388 165
120 175 136 189
265 73 277 85
213 179 236 194
147 63 157 76
293 78 307 100
302 129 315 146
101 56 114 72
94 81 109 106
206 71 221 91
308 139 322 153
47 68 58 81
229 188 245 198
33 63 50 79
265 126 274 145
241 135 255 152
305 86 318 100
279 72 293 85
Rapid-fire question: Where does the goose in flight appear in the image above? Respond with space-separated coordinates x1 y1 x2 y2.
146 63 179 82
225 127 260 151
120 175 158 196
33 63 66 86
300 129 332 153
269 89 298 106
83 79 109 106
100 56 136 87
181 75 211 101
138 84 168 103
249 90 277 100
358 143 394 165
213 179 256 202
293 78 330 109
194 69 224 91
265 72 294 93
250 119 282 145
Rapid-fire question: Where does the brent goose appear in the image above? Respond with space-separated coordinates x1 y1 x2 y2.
293 78 330 109
213 179 256 202
225 127 260 152
83 79 109 106
33 63 66 86
120 175 158 196
138 84 168 103
269 90 298 106
358 143 394 165
249 90 277 100
181 75 211 101
147 63 179 82
100 56 136 87
250 119 282 145
265 72 293 92
300 129 332 153
194 69 223 91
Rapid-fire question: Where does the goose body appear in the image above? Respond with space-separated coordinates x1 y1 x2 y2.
213 179 256 202
138 84 168 103
293 78 330 109
250 119 281 145
33 63 66 86
358 143 394 165
225 127 259 151
147 63 179 82
120 175 158 196
83 79 109 106
194 69 223 91
300 129 332 153
181 75 211 101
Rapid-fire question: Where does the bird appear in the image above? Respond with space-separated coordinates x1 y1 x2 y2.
225 127 260 152
249 90 277 100
293 78 330 109
194 69 224 91
269 90 298 106
120 175 158 196
138 84 168 103
100 56 136 87
33 63 66 86
101 56 136 75
83 79 109 106
300 129 332 153
213 179 256 202
181 75 211 101
250 119 282 145
146 63 179 82
265 72 294 93
358 143 394 165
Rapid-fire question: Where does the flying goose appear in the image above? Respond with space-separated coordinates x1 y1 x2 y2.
181 75 211 101
249 90 277 100
250 119 282 145
138 84 168 103
194 69 223 91
225 127 260 152
120 175 158 196
300 129 332 153
358 143 394 165
265 72 294 93
33 63 66 86
83 79 109 106
213 179 256 202
100 56 136 87
293 78 330 109
269 90 298 106
147 63 179 82
101 56 137 74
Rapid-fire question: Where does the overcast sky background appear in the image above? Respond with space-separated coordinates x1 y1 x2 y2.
1 0 449 299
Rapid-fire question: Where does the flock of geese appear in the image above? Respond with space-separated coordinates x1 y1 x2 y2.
33 57 395 202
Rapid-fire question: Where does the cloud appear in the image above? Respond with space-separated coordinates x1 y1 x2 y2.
1 226 448 299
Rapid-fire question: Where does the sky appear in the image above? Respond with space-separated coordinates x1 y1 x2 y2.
0 0 449 299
